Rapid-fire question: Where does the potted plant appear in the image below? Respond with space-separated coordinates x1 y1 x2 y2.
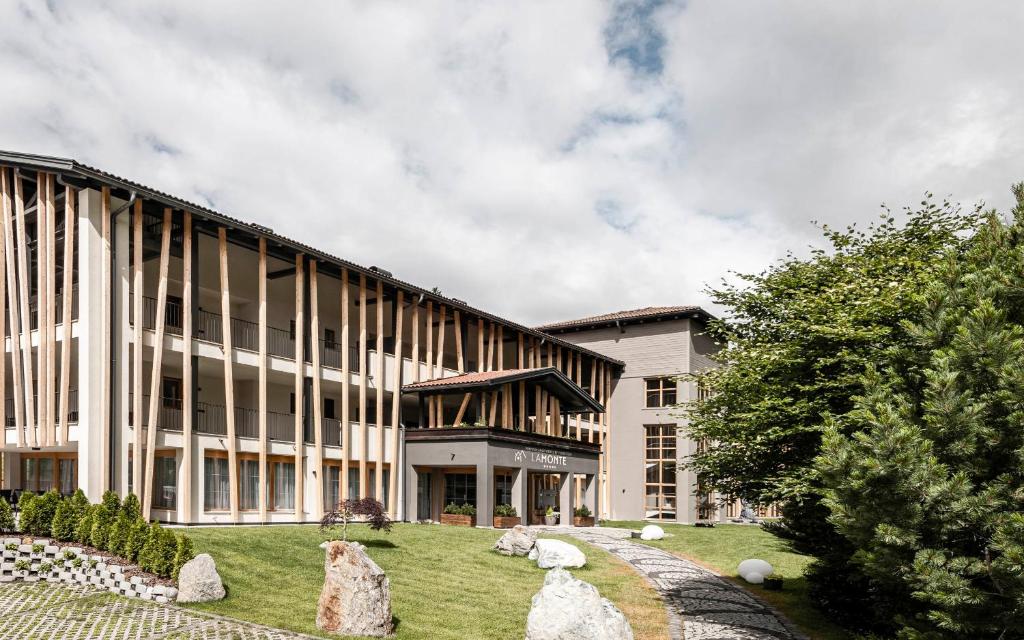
762 574 784 591
543 506 559 526
572 505 594 527
440 503 476 527
493 504 520 528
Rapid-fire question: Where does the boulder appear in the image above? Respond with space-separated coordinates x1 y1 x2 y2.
317 541 393 637
176 554 225 603
744 571 765 585
738 558 773 582
528 538 587 569
525 568 633 640
639 525 664 541
494 525 537 557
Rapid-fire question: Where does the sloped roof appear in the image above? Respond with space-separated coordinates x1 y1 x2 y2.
537 305 713 332
402 367 604 413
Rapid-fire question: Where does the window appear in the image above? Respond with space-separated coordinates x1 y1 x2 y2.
324 328 336 345
444 473 476 507
495 473 513 506
204 456 230 511
644 424 677 520
347 468 360 500
324 398 336 420
21 454 77 494
368 468 391 510
273 461 296 510
326 466 341 511
289 320 296 340
162 377 182 407
240 459 261 511
153 455 177 510
645 378 677 408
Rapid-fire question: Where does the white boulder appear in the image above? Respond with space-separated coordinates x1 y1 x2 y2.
317 541 393 637
744 571 765 585
639 525 664 541
525 568 633 640
176 554 226 603
528 539 587 569
737 558 773 582
494 525 537 557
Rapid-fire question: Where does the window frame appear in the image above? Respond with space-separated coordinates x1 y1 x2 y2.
644 377 678 408
643 423 678 520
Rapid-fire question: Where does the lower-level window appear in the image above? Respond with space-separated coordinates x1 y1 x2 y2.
444 473 476 507
273 461 295 511
347 468 360 500
495 473 513 506
325 466 341 511
21 454 77 494
644 424 677 520
368 468 391 510
204 456 230 511
240 459 261 511
153 455 177 510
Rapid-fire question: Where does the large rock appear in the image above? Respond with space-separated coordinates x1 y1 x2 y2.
176 554 226 603
528 538 587 569
317 541 393 637
525 568 633 640
639 524 664 541
494 525 537 557
738 558 773 583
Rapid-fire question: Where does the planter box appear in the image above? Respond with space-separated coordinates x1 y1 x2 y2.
440 513 474 527
572 516 595 527
492 516 521 529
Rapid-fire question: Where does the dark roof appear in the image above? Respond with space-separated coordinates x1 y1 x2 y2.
0 149 623 368
537 305 714 333
402 367 604 414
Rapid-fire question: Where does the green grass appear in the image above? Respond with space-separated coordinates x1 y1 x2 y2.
182 523 669 640
606 521 851 640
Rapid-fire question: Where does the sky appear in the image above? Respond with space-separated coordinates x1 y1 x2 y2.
1 1 1022 325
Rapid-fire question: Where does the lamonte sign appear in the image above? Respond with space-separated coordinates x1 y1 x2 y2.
514 448 568 470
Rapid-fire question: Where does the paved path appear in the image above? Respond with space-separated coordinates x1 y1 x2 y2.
0 580 315 640
536 526 805 640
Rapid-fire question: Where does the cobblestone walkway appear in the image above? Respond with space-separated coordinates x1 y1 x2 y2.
536 526 804 640
0 580 315 640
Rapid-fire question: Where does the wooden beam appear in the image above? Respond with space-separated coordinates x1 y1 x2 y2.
293 254 305 519
488 389 498 427
534 384 542 434
427 396 436 428
453 309 463 373
181 212 193 521
100 187 112 490
219 227 240 521
57 186 74 445
36 173 48 447
411 299 420 383
310 261 324 520
452 392 471 427
425 300 433 380
435 304 446 375
1 168 24 448
340 268 350 503
142 209 173 521
0 173 6 449
517 332 524 368
358 274 367 498
497 325 504 370
518 381 526 431
387 289 404 516
375 280 384 502
46 175 56 446
257 236 268 519
486 322 495 372
477 318 484 373
589 358 597 443
131 200 143 490
575 352 583 440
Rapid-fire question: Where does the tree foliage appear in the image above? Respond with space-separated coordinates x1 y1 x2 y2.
818 187 1024 638
320 498 393 541
683 196 983 629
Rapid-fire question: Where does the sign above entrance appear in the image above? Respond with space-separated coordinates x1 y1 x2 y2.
514 448 568 470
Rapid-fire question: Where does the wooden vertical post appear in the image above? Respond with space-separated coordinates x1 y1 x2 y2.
57 187 74 445
517 333 524 368
411 299 420 383
13 172 33 448
486 322 495 372
358 274 367 498
0 174 6 448
424 300 434 381
142 209 172 521
435 304 446 375
46 175 56 446
340 268 350 501
218 227 240 520
589 358 597 443
387 289 404 515
453 309 463 373
375 280 384 501
497 325 504 370
0 168 24 448
131 200 143 491
257 236 267 520
293 254 305 519
518 381 526 431
181 212 193 521
310 261 324 520
477 318 484 372
36 173 49 447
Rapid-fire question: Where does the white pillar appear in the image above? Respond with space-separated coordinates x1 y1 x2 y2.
114 201 130 497
76 189 105 500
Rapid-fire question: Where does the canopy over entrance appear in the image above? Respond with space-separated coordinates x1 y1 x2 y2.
403 367 604 414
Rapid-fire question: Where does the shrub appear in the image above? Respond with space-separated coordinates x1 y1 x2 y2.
101 490 121 517
493 504 517 517
74 505 96 545
14 558 29 572
574 505 591 518
71 556 82 568
39 561 52 574
443 502 476 516
63 549 75 561
124 518 149 563
172 533 195 581
138 522 178 578
51 497 77 541
109 494 141 558
5 543 16 551
90 504 112 550
29 490 62 536
0 497 14 532
17 492 37 533
31 543 43 553
320 498 393 542
120 494 140 521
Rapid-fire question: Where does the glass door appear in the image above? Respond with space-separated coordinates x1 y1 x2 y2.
416 473 432 521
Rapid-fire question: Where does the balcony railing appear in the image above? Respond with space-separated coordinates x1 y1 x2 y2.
8 287 80 335
4 389 79 427
137 296 361 371
127 395 183 431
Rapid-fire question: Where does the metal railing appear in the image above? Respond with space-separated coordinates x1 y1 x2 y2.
4 389 79 427
190 400 347 447
127 395 183 431
15 287 79 333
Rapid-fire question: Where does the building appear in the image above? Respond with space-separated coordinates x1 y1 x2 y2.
0 150 627 527
538 306 726 523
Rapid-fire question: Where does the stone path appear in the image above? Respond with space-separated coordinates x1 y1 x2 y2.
536 526 804 640
0 580 316 640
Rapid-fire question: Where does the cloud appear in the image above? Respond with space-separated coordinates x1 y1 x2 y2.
0 1 1020 325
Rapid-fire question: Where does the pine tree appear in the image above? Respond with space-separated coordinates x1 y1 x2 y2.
171 533 194 581
818 186 1024 638
90 503 112 550
17 492 37 533
51 497 77 541
74 505 96 545
0 497 14 532
31 490 62 536
124 518 149 563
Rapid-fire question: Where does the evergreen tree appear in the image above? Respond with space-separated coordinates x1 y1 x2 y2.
818 187 1024 638
101 490 121 518
17 492 36 533
0 496 14 532
74 505 96 545
124 518 149 563
90 503 113 550
50 497 77 541
171 533 195 582
108 495 140 558
30 490 62 536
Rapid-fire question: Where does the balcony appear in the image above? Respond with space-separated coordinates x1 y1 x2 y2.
4 389 79 427
138 296 360 371
4 287 79 336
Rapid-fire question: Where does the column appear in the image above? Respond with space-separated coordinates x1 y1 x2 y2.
558 472 575 526
583 474 598 520
511 468 527 524
76 188 105 500
476 462 493 527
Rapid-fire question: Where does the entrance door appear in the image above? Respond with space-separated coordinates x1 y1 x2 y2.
416 473 432 521
528 473 561 524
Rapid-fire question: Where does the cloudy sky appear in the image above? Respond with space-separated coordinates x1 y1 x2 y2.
1 1 1021 325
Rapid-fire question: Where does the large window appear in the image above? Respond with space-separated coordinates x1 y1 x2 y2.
204 456 230 511
644 424 677 520
368 468 391 510
495 473 513 506
347 468 360 500
153 455 177 510
444 473 476 507
645 378 677 408
21 454 77 494
240 459 261 511
273 461 296 511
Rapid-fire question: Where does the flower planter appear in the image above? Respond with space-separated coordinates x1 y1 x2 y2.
543 515 559 526
572 516 595 527
440 513 474 527
492 516 521 529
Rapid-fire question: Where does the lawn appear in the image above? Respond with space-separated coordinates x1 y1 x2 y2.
182 523 669 640
606 521 850 640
